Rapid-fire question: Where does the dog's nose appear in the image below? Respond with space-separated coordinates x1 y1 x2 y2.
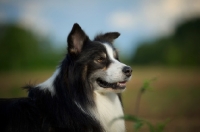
122 66 132 77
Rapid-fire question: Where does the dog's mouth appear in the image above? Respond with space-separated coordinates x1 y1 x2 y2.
96 78 127 89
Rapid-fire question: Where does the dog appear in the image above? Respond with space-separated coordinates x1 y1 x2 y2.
0 23 132 132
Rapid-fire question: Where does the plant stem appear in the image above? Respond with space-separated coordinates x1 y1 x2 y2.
134 90 143 116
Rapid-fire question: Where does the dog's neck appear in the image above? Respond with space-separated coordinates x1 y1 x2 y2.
94 91 125 132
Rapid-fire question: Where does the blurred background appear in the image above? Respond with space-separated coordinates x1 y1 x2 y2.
0 0 200 131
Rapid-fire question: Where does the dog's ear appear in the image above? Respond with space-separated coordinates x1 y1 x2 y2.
94 32 120 44
67 23 89 55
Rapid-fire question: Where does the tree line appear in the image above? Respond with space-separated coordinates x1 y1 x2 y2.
0 24 63 71
0 17 199 71
131 17 200 67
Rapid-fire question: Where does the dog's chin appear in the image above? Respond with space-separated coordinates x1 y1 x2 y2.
96 87 125 94
93 78 127 93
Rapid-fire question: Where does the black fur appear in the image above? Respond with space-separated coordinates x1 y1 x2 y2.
0 23 122 132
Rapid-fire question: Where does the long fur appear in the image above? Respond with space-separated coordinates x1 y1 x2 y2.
0 23 132 132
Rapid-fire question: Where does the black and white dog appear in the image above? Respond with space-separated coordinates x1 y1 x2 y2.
0 23 132 132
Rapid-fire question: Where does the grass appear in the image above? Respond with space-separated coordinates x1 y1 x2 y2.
0 67 200 131
123 67 200 132
0 70 53 97
112 77 170 132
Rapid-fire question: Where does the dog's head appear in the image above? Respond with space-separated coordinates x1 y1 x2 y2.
67 23 132 93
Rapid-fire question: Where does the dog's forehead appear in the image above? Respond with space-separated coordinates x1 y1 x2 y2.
103 43 116 58
91 41 116 57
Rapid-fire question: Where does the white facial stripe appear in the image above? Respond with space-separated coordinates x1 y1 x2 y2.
103 43 117 62
103 43 126 66
101 43 127 83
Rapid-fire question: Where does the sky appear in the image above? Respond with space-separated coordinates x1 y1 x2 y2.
0 0 200 57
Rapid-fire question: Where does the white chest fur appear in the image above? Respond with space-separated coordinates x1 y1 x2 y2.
94 92 125 132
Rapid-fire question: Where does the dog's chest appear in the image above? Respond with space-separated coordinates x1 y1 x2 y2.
94 92 125 132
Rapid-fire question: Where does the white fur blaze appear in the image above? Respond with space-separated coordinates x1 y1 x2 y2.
94 92 125 132
37 68 60 95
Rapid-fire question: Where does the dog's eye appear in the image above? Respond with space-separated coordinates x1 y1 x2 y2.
96 57 105 63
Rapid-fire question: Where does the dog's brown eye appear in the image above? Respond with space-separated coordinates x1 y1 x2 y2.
96 57 105 63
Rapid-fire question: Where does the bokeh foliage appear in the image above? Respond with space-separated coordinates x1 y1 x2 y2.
0 24 63 71
132 17 200 66
1 17 200 71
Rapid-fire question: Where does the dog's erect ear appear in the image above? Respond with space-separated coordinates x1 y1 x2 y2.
67 23 89 55
94 32 120 44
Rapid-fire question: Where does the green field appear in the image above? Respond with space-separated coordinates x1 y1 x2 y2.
0 67 200 132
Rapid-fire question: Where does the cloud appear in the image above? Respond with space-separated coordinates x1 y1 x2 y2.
16 1 54 36
15 1 100 37
106 11 137 31
136 0 200 37
107 0 200 39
